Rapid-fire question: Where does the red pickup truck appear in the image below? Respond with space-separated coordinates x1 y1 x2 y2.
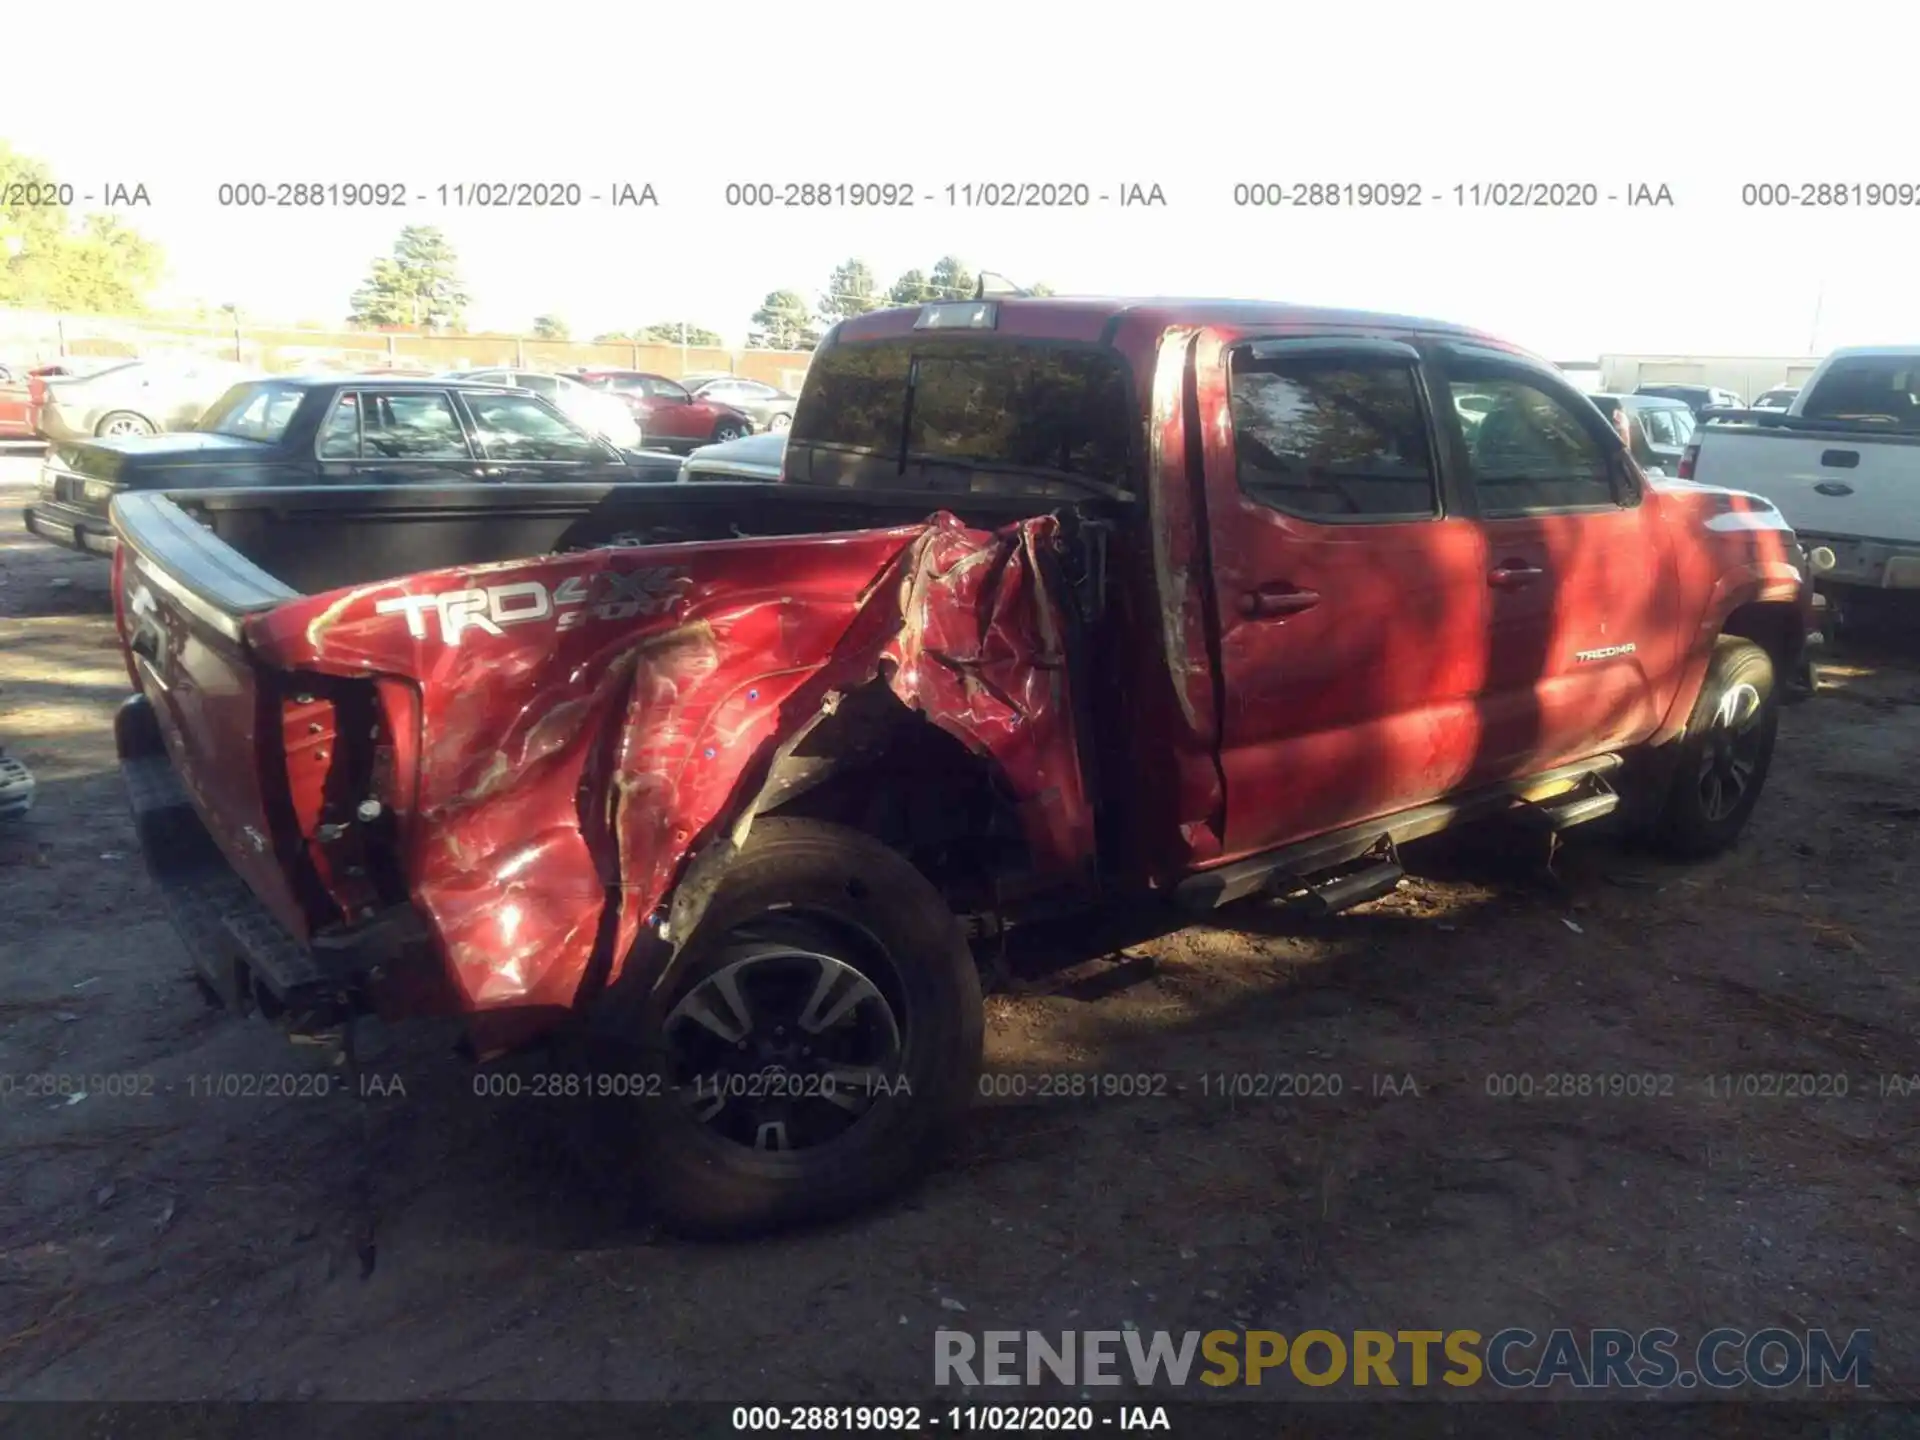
110 297 1816 1236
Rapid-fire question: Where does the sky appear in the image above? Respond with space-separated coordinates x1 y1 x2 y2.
5 0 1914 359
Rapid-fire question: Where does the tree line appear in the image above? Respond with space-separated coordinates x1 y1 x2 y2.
348 229 1053 352
1 157 1052 357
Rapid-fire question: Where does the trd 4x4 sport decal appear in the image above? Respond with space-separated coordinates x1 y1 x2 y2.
375 567 691 645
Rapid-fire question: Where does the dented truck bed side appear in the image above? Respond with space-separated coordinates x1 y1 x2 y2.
113 493 1093 1020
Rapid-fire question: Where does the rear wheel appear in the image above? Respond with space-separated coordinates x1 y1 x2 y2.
710 418 749 444
96 411 154 438
768 412 792 432
1650 636 1779 858
571 817 982 1238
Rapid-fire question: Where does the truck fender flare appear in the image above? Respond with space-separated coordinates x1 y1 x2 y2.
1652 559 1805 744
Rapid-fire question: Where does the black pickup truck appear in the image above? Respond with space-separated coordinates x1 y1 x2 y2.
23 373 683 557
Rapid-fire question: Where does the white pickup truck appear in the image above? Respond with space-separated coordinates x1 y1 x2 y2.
1683 346 1920 615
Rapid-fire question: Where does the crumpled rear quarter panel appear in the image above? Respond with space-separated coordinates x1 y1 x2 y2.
242 513 1090 1017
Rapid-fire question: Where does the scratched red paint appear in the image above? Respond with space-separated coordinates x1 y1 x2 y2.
243 514 1091 1014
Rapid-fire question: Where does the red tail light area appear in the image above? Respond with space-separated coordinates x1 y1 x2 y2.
274 674 414 929
1678 442 1698 481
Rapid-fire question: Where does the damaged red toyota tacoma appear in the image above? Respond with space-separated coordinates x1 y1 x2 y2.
109 298 1818 1236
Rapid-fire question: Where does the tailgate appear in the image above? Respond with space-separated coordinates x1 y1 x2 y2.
1696 428 1920 543
112 492 315 940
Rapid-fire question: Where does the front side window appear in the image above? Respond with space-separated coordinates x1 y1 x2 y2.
1228 353 1439 520
1640 408 1677 447
643 376 691 400
1449 373 1618 513
463 391 605 462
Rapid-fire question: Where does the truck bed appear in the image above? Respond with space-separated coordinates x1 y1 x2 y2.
120 480 1072 601
109 477 1109 1024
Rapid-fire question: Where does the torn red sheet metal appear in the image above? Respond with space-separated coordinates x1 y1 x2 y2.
244 513 1092 1014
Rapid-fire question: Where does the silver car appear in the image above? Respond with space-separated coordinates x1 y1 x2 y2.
33 356 260 441
681 373 798 433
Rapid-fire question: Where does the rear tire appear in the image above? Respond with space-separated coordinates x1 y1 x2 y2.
768 412 792 432
1650 636 1778 858
710 419 749 444
95 411 155 438
570 817 982 1238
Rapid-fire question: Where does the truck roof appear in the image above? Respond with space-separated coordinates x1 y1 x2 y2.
830 296 1510 348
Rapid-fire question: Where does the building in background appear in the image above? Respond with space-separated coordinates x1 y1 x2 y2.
1594 355 1823 403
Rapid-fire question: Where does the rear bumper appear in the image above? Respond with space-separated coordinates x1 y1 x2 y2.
116 694 424 1021
1798 532 1920 591
33 406 90 444
22 500 117 556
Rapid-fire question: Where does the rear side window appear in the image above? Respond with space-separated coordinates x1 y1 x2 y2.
1803 358 1920 430
1448 371 1619 513
1228 352 1438 520
320 391 471 460
789 339 1134 489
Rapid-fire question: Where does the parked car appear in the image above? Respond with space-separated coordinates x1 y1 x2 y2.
110 295 1815 1238
570 370 755 450
24 374 681 557
443 368 648 449
0 364 32 439
677 428 786 482
680 373 799 432
2 362 104 439
1634 383 1744 420
1752 386 1801 412
1682 346 1920 619
1585 394 1697 477
30 356 261 441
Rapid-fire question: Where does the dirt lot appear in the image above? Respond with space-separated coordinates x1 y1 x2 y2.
1 451 1916 1405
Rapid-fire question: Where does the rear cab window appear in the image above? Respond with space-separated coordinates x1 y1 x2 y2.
1802 357 1920 431
787 337 1136 497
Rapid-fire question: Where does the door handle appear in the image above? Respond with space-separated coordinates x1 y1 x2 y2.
471 465 505 479
1239 585 1321 618
1813 480 1854 497
1488 562 1545 589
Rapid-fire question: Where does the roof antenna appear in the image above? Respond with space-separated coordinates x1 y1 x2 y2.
976 272 1029 299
